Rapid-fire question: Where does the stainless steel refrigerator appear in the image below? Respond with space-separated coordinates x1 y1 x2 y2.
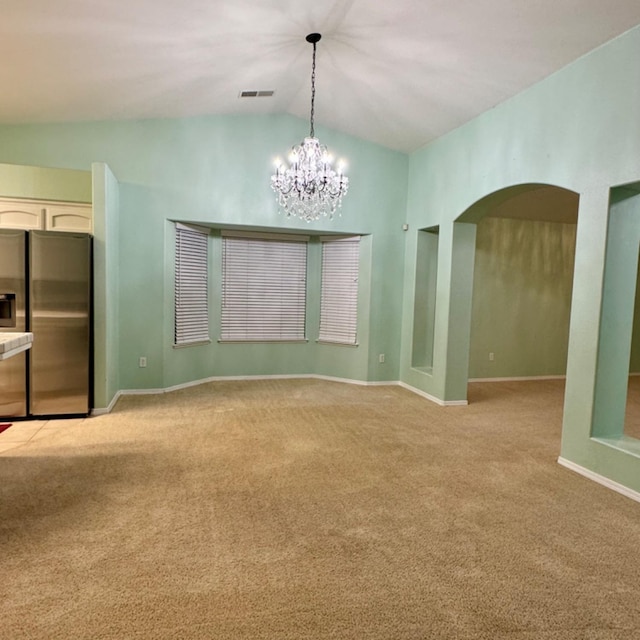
0 229 92 419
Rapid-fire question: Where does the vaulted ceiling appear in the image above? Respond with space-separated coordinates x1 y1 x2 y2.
2 0 640 152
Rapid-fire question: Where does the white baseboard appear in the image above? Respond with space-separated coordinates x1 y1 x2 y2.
398 381 468 406
557 457 640 504
469 375 566 383
314 374 398 387
92 374 578 415
91 390 124 416
92 374 402 414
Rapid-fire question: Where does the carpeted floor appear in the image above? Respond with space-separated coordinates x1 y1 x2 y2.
1 378 639 639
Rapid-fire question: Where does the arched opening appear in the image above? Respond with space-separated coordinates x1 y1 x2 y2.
456 184 579 410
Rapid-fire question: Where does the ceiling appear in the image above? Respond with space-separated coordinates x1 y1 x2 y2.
1 1 640 153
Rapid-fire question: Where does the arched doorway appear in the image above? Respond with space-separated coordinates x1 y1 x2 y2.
455 184 580 405
466 185 578 382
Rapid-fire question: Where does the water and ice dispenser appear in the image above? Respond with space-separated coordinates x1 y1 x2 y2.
0 293 16 328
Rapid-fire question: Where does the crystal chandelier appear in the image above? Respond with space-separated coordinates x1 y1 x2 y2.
271 33 349 222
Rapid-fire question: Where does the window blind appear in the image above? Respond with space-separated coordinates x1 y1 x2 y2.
319 236 360 345
174 223 209 345
221 234 308 341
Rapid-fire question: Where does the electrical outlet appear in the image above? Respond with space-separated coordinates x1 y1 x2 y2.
139 356 147 368
379 354 385 363
489 352 494 362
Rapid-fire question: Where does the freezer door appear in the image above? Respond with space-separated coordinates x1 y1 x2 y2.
0 230 27 417
29 231 92 416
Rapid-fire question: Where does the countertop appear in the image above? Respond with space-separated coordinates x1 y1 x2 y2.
0 332 34 361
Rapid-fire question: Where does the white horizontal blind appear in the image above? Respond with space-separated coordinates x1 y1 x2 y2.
319 236 360 345
221 235 307 341
175 224 209 345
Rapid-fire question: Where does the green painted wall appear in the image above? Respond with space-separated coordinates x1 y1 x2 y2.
403 24 640 492
0 114 407 398
467 187 581 379
469 217 576 379
0 162 91 202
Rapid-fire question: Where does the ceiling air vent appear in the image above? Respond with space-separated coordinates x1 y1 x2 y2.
239 90 275 98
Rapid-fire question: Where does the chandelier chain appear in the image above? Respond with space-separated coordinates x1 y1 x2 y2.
310 41 316 138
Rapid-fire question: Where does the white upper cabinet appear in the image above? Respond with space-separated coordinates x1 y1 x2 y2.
0 197 92 234
0 198 44 230
44 202 93 233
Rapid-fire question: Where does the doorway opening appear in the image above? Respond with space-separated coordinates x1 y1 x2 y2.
453 184 580 413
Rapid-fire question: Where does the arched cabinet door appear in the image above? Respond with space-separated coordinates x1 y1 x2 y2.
0 198 44 230
0 197 92 234
44 203 93 233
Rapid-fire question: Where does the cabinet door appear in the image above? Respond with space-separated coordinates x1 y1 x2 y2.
45 203 93 233
0 199 44 230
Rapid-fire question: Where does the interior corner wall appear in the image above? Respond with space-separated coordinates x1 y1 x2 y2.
92 162 120 409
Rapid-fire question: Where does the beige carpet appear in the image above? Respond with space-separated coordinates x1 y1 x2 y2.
1 378 639 639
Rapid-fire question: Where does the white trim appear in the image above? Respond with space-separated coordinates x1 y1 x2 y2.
312 374 396 387
175 222 210 234
468 375 566 382
91 375 403 413
173 339 212 349
398 381 468 406
221 229 310 242
319 234 359 242
160 374 305 393
92 376 471 414
557 457 640 504
91 390 124 415
145 374 398 394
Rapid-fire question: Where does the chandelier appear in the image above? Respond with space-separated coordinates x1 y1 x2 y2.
271 33 349 222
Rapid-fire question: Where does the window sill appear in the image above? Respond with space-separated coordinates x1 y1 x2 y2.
316 340 359 347
411 365 434 376
218 339 309 344
592 435 640 460
173 339 212 349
